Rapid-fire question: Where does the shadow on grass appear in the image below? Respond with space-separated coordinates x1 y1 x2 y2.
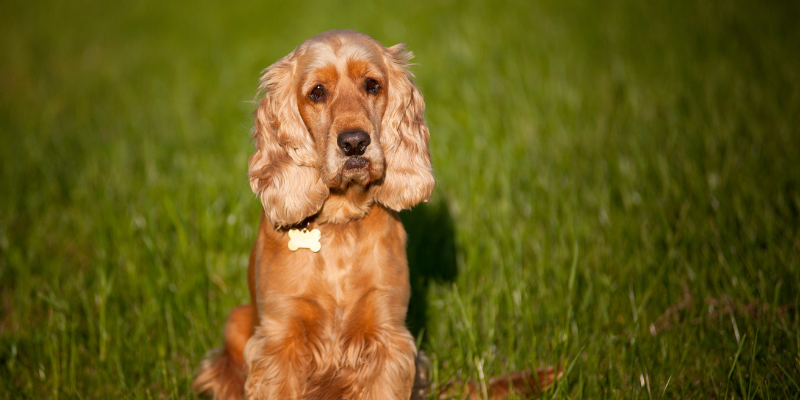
400 200 458 342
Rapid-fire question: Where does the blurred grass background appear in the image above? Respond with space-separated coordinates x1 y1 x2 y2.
2 0 799 398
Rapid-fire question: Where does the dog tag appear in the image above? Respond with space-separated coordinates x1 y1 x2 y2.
288 228 321 252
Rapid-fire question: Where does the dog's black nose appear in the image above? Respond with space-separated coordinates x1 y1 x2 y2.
337 130 371 156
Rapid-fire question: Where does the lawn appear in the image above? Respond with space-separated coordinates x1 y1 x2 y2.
1 0 799 398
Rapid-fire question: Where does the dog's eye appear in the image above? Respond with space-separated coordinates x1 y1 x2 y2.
308 84 326 102
364 78 380 95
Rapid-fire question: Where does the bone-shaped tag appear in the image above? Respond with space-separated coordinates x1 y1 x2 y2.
288 228 321 252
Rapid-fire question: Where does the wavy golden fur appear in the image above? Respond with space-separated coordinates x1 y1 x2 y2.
192 30 557 400
247 30 433 227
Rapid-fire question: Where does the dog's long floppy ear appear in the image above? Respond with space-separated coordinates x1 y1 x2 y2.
249 51 329 227
374 44 435 210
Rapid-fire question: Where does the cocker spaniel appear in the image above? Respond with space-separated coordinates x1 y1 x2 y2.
193 30 557 400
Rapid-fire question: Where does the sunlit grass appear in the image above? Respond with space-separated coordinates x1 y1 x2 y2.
1 0 799 398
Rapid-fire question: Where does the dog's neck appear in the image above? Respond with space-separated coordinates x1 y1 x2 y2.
314 185 374 225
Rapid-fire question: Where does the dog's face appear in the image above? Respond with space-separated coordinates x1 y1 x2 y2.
249 30 435 227
293 36 389 190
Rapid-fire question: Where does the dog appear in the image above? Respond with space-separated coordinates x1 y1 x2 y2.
193 30 558 400
193 29 433 400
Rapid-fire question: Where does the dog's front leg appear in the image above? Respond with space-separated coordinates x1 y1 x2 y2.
356 326 417 400
338 291 417 400
243 301 329 399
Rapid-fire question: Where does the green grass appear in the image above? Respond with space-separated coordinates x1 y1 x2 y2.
2 0 799 398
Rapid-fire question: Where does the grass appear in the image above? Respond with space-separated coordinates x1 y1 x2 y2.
1 0 799 398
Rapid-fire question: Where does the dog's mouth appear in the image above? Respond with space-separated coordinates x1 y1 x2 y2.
326 154 382 189
343 156 369 171
330 156 372 188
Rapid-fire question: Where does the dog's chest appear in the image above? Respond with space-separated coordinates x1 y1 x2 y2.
316 227 370 303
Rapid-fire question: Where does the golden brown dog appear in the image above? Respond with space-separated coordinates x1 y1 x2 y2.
193 30 433 400
193 30 558 400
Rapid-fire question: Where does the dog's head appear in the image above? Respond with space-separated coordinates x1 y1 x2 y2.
249 30 434 226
